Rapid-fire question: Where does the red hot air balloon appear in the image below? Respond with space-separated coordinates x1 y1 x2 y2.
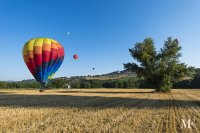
73 54 78 60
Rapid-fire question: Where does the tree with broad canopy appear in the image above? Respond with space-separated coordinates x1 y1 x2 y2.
124 37 194 93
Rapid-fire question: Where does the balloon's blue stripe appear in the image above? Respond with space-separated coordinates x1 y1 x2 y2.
33 57 64 83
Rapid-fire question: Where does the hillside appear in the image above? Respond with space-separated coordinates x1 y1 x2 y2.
85 70 136 80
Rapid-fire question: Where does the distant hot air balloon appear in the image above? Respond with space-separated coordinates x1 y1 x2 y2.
93 68 95 70
22 37 65 91
73 54 78 60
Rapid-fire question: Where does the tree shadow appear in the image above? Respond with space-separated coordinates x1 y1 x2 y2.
0 93 199 109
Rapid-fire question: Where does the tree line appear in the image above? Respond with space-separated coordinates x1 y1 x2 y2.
0 72 200 89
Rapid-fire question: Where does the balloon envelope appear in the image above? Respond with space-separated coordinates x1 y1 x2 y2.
73 54 78 60
22 38 65 87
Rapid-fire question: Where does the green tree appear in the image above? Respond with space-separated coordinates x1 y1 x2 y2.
117 81 124 88
191 68 200 88
70 82 79 88
124 37 193 93
50 79 65 88
0 81 7 88
80 82 91 88
113 81 118 88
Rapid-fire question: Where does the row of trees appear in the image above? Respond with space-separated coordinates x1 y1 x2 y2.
0 77 147 89
0 81 40 89
174 68 200 88
1 73 200 89
70 78 149 88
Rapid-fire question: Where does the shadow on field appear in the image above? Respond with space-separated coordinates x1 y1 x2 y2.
0 92 14 95
0 93 199 109
55 90 154 94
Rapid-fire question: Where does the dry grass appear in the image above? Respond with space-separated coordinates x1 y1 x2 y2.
0 89 199 133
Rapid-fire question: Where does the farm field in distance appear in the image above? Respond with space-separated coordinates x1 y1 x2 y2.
0 89 199 133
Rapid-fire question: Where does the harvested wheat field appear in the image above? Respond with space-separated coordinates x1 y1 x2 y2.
0 89 199 133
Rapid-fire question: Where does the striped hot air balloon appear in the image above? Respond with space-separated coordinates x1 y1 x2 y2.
22 38 65 91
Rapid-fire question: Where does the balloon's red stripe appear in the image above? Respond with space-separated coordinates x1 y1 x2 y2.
50 48 58 60
42 51 51 62
57 47 63 58
34 54 42 66
26 61 34 75
29 58 36 70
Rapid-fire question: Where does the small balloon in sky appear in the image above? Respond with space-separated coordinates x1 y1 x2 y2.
73 54 78 60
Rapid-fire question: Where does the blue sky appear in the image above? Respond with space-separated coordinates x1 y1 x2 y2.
0 0 200 81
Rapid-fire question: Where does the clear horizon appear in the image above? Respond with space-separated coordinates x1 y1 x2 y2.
0 0 200 81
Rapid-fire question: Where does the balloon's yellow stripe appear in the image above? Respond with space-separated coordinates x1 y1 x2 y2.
42 38 51 51
50 39 57 43
43 38 51 44
48 73 55 79
22 43 28 55
34 38 43 47
27 39 35 51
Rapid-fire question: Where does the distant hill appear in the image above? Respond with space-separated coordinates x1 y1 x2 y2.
86 70 136 80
